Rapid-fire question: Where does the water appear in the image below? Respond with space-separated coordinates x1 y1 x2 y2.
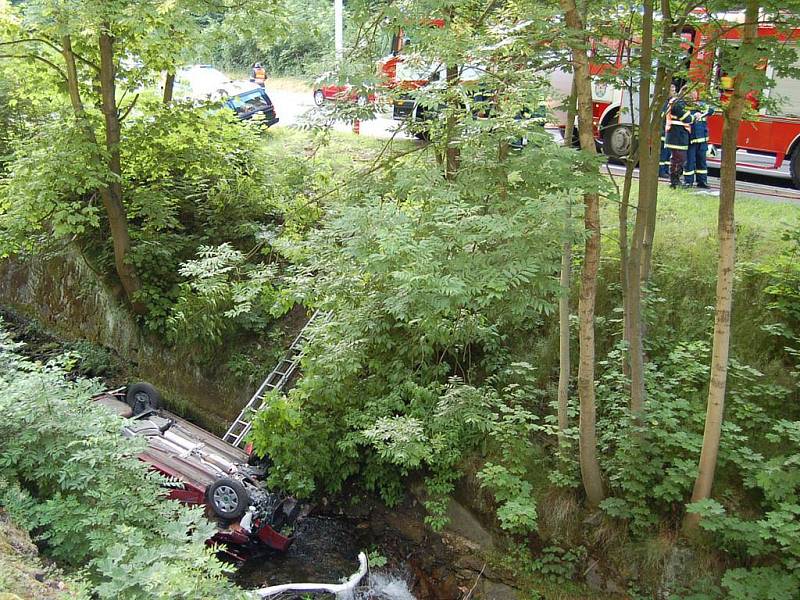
234 516 417 599
346 572 416 600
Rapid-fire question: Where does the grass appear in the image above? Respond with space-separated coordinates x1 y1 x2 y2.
261 125 417 175
602 179 800 264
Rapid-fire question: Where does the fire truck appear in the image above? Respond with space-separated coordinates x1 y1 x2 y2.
551 14 800 188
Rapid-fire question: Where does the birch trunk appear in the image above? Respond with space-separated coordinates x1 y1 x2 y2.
560 0 605 506
684 0 757 531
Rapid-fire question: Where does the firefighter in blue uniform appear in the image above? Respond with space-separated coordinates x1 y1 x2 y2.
664 88 693 188
659 84 678 178
684 95 714 189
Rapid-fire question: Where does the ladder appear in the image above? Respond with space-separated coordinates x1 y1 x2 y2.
223 309 330 448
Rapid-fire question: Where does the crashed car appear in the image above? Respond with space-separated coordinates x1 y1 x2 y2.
94 383 299 558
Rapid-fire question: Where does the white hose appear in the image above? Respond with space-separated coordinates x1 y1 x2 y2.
254 552 368 597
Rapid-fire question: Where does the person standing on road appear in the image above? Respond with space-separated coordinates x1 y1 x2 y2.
250 62 266 87
664 87 693 188
659 83 678 178
684 94 715 189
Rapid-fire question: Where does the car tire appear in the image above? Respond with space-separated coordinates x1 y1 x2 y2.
313 89 325 107
790 147 800 190
208 477 249 520
125 382 162 416
602 124 635 159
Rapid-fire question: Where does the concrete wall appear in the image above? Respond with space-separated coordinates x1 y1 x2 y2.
0 248 245 433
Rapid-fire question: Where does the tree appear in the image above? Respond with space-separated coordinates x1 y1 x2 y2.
0 0 281 314
684 0 759 530
559 0 606 507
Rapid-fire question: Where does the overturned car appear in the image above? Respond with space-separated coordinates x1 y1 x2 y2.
95 383 300 559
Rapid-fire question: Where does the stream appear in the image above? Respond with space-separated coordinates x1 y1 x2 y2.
234 516 416 599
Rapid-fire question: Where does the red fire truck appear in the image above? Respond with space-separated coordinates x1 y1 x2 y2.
552 13 800 188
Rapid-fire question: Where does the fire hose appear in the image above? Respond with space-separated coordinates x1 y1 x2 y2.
254 552 368 597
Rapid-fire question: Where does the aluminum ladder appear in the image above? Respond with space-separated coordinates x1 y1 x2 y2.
223 309 330 448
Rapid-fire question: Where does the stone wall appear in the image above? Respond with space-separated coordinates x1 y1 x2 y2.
0 249 245 432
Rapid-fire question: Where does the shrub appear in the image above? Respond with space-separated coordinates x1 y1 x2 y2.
0 324 246 599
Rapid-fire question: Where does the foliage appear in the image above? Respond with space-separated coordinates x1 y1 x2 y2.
758 221 800 379
0 324 246 599
686 416 800 598
250 70 592 529
198 0 334 77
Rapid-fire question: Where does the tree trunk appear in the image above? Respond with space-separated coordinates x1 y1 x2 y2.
684 0 757 531
99 26 145 313
558 81 578 438
163 70 175 104
561 0 605 506
623 0 655 415
444 63 460 181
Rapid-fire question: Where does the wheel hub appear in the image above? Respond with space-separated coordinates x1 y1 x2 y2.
213 485 239 513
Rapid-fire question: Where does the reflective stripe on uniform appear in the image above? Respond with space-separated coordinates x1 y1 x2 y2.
665 143 688 150
696 169 708 174
691 137 708 143
683 170 695 176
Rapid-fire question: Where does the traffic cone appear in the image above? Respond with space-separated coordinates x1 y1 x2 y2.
353 119 360 135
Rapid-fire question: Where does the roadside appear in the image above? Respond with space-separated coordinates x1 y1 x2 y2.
258 76 415 140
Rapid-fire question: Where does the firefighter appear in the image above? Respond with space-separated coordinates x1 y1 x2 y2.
684 94 715 189
664 87 693 188
250 62 266 87
659 84 677 178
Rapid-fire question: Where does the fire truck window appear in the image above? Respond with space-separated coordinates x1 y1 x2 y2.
772 52 800 117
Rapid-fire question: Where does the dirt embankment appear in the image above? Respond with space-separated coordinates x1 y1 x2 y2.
0 510 76 600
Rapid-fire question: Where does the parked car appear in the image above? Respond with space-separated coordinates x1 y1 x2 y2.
313 72 375 107
94 383 299 559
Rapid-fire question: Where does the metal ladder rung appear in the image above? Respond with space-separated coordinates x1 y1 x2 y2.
223 309 331 447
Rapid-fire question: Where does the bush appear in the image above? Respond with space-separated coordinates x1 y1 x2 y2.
0 324 246 599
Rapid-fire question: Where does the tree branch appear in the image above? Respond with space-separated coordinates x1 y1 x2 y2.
0 38 99 72
0 53 67 80
119 93 139 122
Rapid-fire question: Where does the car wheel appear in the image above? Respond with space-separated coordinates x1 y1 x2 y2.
313 89 325 107
790 147 800 190
602 124 634 159
208 477 249 520
125 382 162 416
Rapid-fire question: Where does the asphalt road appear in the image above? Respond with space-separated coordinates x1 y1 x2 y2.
268 87 412 140
267 84 800 204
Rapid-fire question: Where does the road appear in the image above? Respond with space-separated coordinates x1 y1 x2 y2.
268 87 412 140
267 85 800 204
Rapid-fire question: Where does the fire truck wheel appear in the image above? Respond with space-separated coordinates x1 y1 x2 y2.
313 89 325 106
125 382 162 416
602 124 634 159
790 148 800 190
208 477 249 520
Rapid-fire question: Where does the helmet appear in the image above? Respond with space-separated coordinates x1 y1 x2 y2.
254 62 262 69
